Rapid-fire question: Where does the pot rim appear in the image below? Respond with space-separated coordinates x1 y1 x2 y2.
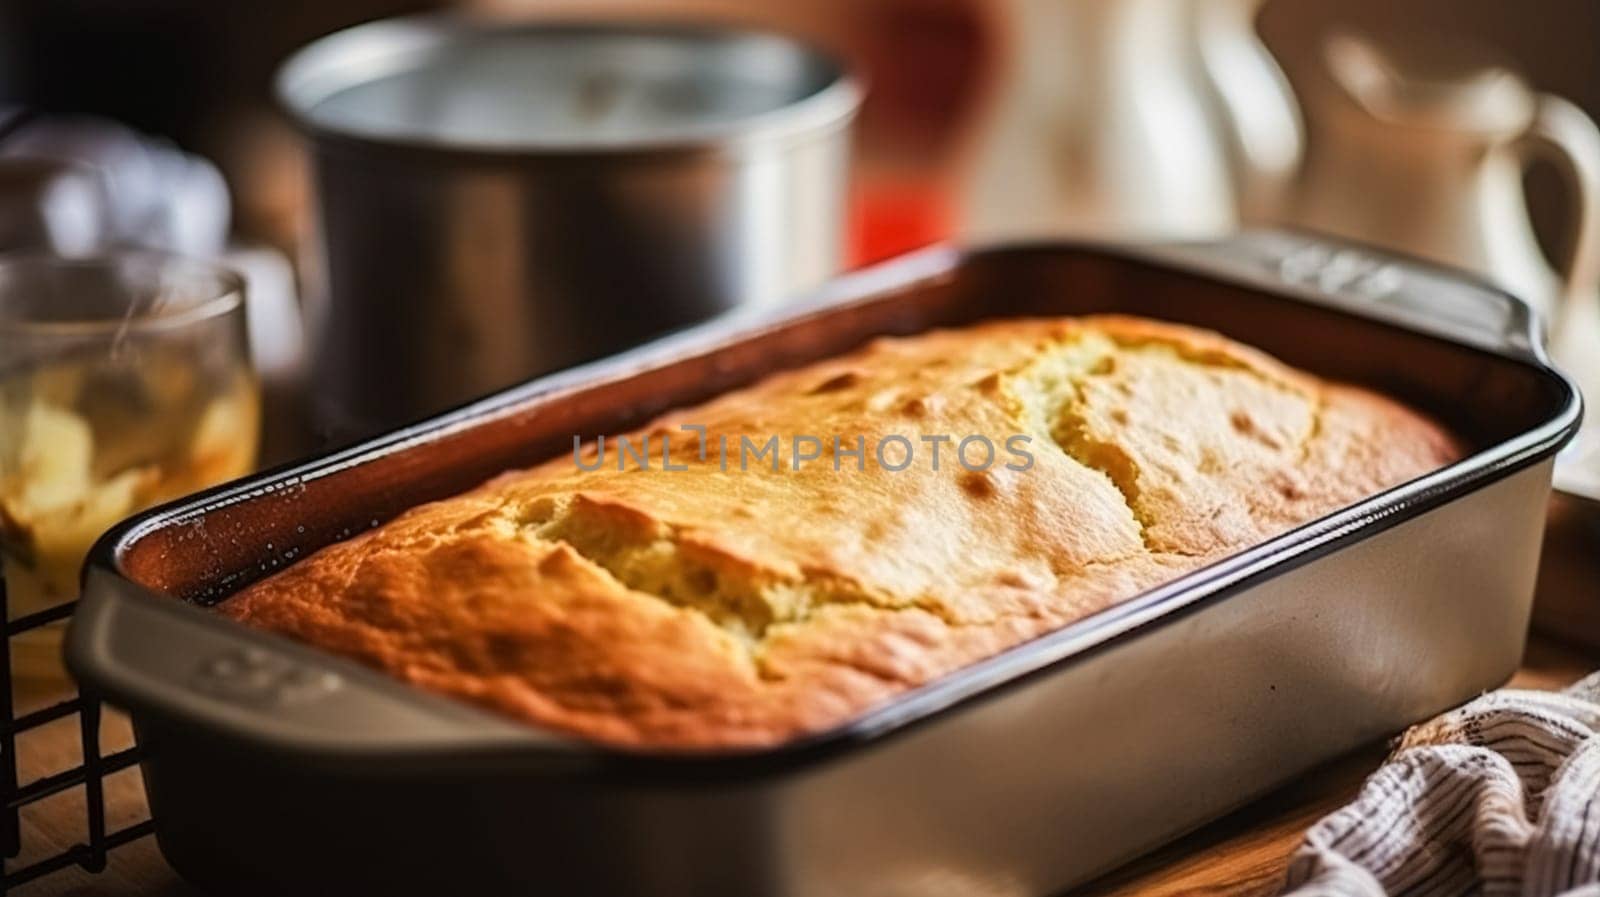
275 13 864 162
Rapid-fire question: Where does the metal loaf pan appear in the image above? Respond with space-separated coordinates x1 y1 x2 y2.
68 232 1580 897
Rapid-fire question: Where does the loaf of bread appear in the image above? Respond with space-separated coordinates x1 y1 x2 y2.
221 316 1460 749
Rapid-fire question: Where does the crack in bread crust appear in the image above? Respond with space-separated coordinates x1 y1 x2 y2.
518 493 968 650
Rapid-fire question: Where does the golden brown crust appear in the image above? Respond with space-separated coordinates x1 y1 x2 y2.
220 316 1462 749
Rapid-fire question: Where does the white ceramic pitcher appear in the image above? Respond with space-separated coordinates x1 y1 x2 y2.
1289 33 1600 346
961 0 1302 239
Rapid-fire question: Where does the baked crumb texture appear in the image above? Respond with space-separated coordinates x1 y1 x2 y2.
221 316 1462 749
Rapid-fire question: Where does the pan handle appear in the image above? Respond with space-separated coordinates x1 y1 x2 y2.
1166 229 1550 365
65 570 554 760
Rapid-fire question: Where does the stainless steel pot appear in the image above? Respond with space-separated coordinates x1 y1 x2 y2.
277 16 860 437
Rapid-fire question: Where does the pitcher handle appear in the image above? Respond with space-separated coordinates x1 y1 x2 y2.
1517 94 1600 304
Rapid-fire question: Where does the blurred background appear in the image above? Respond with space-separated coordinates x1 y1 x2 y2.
2 0 1597 262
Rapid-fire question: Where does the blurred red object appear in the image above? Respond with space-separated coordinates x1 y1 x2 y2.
849 179 956 266
844 0 986 266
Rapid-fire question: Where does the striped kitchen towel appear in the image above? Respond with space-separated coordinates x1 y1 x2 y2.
1281 670 1600 897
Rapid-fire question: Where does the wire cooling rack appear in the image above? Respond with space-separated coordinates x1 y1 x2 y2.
0 569 154 893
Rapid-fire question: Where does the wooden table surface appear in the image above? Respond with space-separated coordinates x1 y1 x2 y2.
8 517 1597 896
